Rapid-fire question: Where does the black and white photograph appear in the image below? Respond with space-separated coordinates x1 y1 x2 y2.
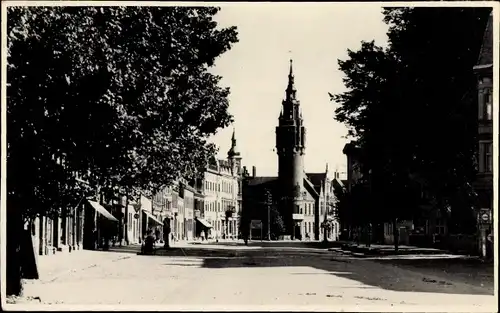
1 1 497 311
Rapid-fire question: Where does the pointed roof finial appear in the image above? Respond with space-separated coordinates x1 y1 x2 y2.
285 57 297 101
228 126 240 158
326 163 329 173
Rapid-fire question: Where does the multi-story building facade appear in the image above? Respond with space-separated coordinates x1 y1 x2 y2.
202 132 242 240
181 180 195 241
473 12 493 258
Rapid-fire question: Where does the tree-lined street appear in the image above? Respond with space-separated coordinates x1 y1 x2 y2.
4 4 496 310
18 243 495 310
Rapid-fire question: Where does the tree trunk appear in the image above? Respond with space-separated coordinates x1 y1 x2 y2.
124 192 129 245
393 218 399 252
7 201 24 296
356 226 361 245
364 224 369 247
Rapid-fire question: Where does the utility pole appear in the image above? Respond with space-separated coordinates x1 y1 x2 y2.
323 181 328 243
124 190 129 245
266 189 272 241
216 204 219 243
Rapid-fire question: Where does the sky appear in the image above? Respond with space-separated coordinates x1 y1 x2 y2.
209 4 389 178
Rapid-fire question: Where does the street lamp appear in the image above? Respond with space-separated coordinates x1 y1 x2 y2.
266 190 272 241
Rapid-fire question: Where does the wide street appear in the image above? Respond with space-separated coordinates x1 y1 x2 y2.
18 241 495 311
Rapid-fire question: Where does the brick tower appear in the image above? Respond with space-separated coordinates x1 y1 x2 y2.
275 59 306 239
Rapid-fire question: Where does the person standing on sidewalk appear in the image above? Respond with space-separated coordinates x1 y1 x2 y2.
155 227 160 243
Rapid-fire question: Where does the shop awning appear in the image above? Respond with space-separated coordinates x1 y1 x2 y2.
143 210 162 224
88 200 119 222
196 218 213 228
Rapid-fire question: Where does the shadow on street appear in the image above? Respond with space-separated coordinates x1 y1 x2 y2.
96 242 494 296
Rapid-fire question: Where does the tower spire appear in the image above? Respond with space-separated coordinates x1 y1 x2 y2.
227 127 240 158
286 59 297 101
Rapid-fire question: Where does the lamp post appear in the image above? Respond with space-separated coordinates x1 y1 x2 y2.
323 183 329 243
215 204 219 243
266 190 272 241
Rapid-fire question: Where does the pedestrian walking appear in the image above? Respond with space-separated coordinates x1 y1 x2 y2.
155 227 160 243
201 230 206 241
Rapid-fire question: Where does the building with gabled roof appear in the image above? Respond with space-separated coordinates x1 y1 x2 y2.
242 60 339 241
473 11 494 258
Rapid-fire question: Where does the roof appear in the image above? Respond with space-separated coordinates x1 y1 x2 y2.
306 172 326 194
306 173 326 187
303 177 319 198
331 178 345 189
477 13 493 66
245 176 278 186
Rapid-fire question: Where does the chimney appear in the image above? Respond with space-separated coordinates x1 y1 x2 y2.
252 166 256 178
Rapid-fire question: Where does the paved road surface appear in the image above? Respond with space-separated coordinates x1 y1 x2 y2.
16 242 496 311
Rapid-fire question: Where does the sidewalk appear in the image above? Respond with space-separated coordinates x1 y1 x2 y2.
27 246 135 283
329 242 448 257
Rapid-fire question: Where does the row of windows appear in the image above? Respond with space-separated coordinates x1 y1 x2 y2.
204 200 235 213
298 203 315 215
205 219 237 232
205 180 235 194
304 222 315 234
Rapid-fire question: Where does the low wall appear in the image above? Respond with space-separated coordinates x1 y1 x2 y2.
439 234 478 255
409 233 479 255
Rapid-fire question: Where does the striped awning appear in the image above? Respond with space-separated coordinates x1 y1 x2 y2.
196 218 213 228
88 200 119 222
143 210 162 224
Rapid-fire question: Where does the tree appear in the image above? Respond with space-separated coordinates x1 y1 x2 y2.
382 7 490 231
269 205 286 239
331 7 490 251
7 6 238 296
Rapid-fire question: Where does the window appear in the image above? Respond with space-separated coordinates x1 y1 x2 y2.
435 218 446 235
485 142 493 173
484 90 493 121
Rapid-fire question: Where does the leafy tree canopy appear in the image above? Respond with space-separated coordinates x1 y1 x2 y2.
7 6 239 219
331 7 491 225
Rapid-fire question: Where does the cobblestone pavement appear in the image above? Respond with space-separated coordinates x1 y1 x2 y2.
11 243 497 311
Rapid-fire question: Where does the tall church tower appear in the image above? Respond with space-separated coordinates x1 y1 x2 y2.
227 128 242 176
276 59 306 237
